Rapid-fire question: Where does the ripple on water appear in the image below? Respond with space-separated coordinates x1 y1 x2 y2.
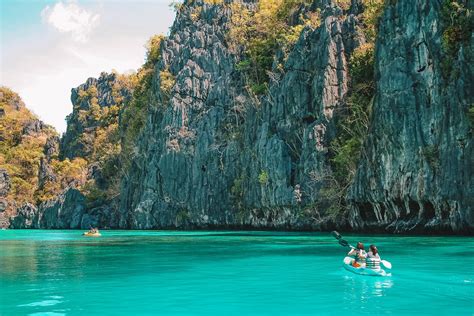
2 230 473 316
19 299 62 307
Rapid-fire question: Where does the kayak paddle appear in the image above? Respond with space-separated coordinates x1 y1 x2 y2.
331 231 355 249
331 231 392 270
381 259 392 269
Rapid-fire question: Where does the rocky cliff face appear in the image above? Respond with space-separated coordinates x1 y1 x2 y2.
0 87 58 227
0 169 11 228
347 0 473 234
10 188 119 229
119 0 472 233
60 72 131 159
119 0 366 229
6 72 130 229
8 0 472 234
119 0 240 228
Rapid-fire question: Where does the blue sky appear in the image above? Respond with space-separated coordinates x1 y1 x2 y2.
1 0 177 132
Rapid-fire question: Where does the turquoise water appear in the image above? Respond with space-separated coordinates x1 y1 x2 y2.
0 230 473 315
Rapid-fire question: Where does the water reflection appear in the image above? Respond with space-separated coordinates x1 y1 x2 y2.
19 298 62 307
2 231 472 315
342 274 394 302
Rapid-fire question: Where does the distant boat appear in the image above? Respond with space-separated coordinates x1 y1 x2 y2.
83 230 101 237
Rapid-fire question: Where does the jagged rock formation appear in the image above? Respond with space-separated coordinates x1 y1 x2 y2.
119 0 240 228
7 0 472 234
0 87 58 226
0 169 10 198
0 169 10 228
119 0 365 229
10 188 119 229
347 0 473 234
236 3 365 228
36 189 86 228
9 203 37 229
119 0 472 233
38 136 60 190
8 72 131 229
60 72 131 159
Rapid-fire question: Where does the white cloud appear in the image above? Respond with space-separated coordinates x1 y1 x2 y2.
2 1 176 133
41 1 100 42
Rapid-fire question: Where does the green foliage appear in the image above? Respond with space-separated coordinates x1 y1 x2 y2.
421 145 440 170
228 0 319 95
251 83 268 95
441 0 473 77
349 43 375 86
330 138 363 184
360 0 385 42
58 35 165 202
468 104 474 127
231 175 245 198
203 0 224 5
169 1 184 12
60 72 135 202
65 72 133 160
82 180 107 207
120 35 166 174
145 35 165 66
318 186 345 220
159 68 176 98
334 0 352 10
35 157 88 204
190 6 202 21
325 2 382 215
175 209 191 226
0 87 57 206
258 170 269 185
0 33 167 208
330 43 374 184
235 60 251 72
235 208 251 222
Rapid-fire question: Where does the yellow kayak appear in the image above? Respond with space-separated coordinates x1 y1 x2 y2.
83 231 101 237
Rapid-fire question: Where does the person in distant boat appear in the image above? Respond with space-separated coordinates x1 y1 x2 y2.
347 242 367 267
88 227 98 234
366 244 381 269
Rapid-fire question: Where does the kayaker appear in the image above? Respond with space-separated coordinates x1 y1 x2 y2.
347 242 366 267
366 244 381 269
88 227 98 234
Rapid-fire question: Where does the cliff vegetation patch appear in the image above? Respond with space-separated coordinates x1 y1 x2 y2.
228 0 320 95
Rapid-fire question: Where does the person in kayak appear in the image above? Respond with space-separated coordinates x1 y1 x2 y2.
87 227 99 234
366 245 381 269
347 242 367 267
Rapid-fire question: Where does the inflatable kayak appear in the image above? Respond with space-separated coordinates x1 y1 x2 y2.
83 231 101 237
343 257 390 276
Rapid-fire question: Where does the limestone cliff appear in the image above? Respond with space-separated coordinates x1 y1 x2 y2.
8 0 473 234
61 72 132 160
6 72 131 229
348 0 473 233
119 0 472 233
119 0 366 229
0 87 57 227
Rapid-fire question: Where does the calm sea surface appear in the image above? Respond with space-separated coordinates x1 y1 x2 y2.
0 230 473 315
